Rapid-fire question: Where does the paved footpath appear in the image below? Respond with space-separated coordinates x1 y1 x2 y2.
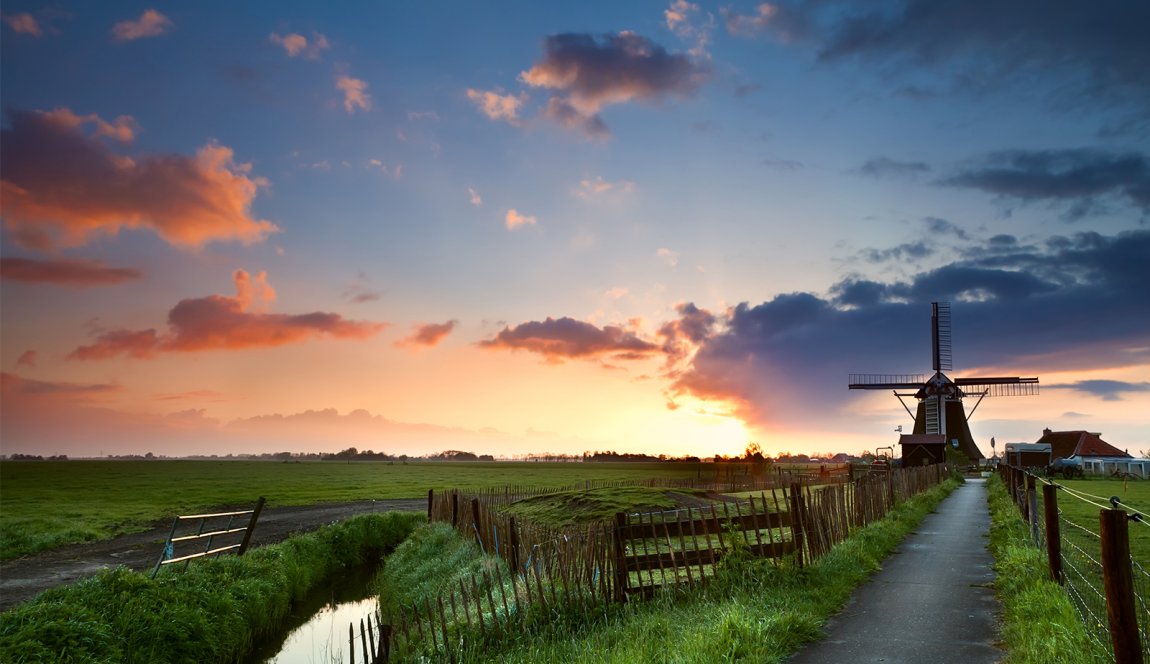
788 478 1002 664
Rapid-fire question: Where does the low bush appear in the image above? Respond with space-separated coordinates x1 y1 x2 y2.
0 512 421 663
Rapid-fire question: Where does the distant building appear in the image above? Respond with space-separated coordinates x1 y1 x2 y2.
898 434 947 466
1035 428 1147 477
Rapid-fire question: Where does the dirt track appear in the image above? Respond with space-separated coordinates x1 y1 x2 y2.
0 499 425 612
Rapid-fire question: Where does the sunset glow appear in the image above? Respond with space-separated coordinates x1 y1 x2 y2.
2 2 1147 459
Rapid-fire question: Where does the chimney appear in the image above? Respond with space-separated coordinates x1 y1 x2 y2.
1043 427 1052 436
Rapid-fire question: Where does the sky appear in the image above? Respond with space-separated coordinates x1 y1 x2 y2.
2 1 1148 460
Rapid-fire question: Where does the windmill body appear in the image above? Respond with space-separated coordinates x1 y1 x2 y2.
848 303 1039 464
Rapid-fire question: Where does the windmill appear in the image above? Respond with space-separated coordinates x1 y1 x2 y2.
848 302 1039 463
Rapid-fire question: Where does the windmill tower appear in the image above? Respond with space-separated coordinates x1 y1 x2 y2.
848 302 1039 463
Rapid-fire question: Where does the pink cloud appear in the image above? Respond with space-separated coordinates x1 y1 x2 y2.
0 108 277 251
15 350 38 369
479 316 660 362
465 88 525 124
68 270 386 360
395 320 458 350
111 9 172 42
269 31 329 59
3 12 41 36
468 187 483 206
505 209 537 230
723 4 777 36
1 257 141 286
337 75 372 113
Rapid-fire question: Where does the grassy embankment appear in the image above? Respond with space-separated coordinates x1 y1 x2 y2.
379 477 961 662
986 475 1107 664
0 511 421 663
0 459 717 560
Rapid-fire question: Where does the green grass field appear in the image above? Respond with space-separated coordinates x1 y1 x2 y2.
1037 477 1150 566
0 459 712 560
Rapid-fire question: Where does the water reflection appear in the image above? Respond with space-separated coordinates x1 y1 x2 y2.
263 596 378 664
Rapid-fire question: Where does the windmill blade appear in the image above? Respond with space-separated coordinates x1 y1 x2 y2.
931 302 952 372
848 374 926 390
954 376 1039 397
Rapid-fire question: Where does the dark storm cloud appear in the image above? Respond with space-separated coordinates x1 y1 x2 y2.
942 149 1150 217
857 157 931 179
671 229 1150 428
754 1 1150 120
1049 380 1150 402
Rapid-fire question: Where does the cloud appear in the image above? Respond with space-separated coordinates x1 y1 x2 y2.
269 31 329 59
111 9 172 42
336 75 372 113
657 247 680 267
664 1 714 57
465 88 525 124
1 257 142 286
468 187 482 206
941 149 1150 218
520 32 709 135
670 229 1150 430
67 270 385 360
505 209 537 230
1049 380 1150 402
748 1 1150 120
723 3 778 36
2 372 117 398
3 12 41 36
15 350 37 369
857 157 931 179
575 176 636 199
395 320 458 350
0 108 277 251
480 316 660 363
858 241 932 264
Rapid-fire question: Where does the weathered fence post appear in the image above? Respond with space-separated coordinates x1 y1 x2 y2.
1042 483 1063 584
612 512 629 602
1026 475 1038 544
471 498 483 545
450 490 459 528
426 489 434 522
1100 506 1143 664
508 517 521 572
788 483 805 568
237 496 266 556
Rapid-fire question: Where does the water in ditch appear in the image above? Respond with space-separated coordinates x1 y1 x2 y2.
246 566 380 664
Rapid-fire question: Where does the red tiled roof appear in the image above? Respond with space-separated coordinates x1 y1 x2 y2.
1036 430 1130 459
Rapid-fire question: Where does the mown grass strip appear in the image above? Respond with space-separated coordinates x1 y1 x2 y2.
0 512 421 664
986 475 1108 664
382 477 961 663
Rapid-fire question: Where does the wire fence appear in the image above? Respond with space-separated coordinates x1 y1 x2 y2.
1000 465 1149 662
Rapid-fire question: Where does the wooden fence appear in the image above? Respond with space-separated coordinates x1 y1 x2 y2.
361 464 948 660
1000 465 1148 663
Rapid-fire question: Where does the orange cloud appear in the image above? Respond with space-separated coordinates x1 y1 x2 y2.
3 12 41 36
395 320 458 350
337 75 372 113
269 31 329 59
505 209 537 230
479 316 660 362
68 270 386 360
111 9 172 41
1 257 142 286
465 88 525 124
0 108 277 251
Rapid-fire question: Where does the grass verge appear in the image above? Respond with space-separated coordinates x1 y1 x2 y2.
381 478 960 662
986 475 1107 664
0 512 421 663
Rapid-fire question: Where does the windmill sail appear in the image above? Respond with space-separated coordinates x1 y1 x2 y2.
848 301 1039 464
